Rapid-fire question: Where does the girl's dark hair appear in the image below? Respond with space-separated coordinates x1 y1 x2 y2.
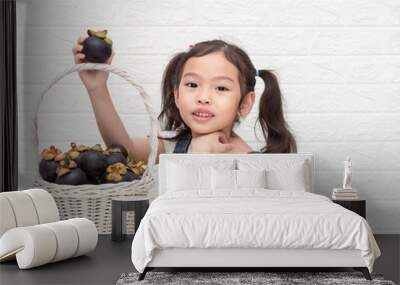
157 39 297 153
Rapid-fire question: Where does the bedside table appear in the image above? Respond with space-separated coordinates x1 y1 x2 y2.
111 196 149 242
332 199 366 219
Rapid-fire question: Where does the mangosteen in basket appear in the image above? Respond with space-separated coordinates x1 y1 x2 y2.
104 146 127 167
39 145 64 182
102 162 140 183
82 29 112 63
67 142 90 165
77 144 107 180
55 155 89 185
56 168 89 185
127 159 146 177
102 162 127 183
108 143 128 158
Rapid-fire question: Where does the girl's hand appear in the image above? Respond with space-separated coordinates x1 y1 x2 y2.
191 131 234 153
72 35 115 92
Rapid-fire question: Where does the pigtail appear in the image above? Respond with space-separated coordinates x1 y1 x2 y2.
256 69 297 153
157 52 191 140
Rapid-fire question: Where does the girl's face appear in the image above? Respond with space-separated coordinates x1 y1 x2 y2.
174 51 243 138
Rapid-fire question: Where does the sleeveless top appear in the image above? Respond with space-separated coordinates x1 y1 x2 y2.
159 131 192 153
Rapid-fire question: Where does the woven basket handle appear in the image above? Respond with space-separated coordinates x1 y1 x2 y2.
33 63 160 173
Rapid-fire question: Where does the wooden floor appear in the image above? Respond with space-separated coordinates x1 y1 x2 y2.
0 235 398 285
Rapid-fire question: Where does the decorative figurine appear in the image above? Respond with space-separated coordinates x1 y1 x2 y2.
342 156 353 190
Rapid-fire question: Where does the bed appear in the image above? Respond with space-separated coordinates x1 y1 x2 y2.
130 153 381 281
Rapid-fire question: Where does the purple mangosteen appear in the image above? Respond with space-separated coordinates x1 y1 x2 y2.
82 29 112 63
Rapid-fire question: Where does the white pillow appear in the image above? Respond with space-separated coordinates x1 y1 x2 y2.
211 168 236 190
167 162 211 191
236 169 268 189
266 161 307 191
238 159 308 191
211 168 268 191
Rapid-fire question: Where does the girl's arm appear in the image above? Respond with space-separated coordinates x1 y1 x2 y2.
87 86 130 151
87 86 165 164
73 35 165 164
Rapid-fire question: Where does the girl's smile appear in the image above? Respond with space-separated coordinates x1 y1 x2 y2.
192 108 215 123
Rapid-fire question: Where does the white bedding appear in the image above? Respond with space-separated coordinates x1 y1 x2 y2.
131 189 381 273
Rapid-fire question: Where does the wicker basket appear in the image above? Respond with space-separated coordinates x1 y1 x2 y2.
33 63 160 234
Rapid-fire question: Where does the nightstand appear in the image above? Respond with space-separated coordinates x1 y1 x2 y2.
111 196 149 242
332 199 366 219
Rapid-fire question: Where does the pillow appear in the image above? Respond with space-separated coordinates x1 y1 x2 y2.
211 167 236 190
211 168 268 191
236 169 268 189
266 161 307 191
166 162 211 191
238 159 309 191
165 159 237 192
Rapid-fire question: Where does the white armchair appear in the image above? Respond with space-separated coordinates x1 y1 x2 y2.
0 189 98 269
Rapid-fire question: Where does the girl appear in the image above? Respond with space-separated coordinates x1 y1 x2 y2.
72 37 297 164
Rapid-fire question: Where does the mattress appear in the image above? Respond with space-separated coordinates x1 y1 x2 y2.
131 189 381 273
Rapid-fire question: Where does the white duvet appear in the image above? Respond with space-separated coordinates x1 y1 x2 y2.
131 189 381 273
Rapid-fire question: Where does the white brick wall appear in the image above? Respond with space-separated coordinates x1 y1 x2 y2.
17 0 400 233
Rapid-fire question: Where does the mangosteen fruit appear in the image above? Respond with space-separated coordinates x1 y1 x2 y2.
103 162 140 183
55 155 88 185
77 144 107 179
82 29 112 63
104 162 126 183
56 168 88 185
67 142 89 165
39 160 59 182
104 147 127 167
127 159 146 177
105 152 126 167
108 143 128 158
39 145 64 182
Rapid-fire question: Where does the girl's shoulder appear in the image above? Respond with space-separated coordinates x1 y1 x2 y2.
158 130 194 154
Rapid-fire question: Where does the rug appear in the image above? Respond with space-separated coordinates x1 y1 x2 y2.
116 271 397 285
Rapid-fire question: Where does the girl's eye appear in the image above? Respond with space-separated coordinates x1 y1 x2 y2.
217 86 229 92
185 82 197 88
